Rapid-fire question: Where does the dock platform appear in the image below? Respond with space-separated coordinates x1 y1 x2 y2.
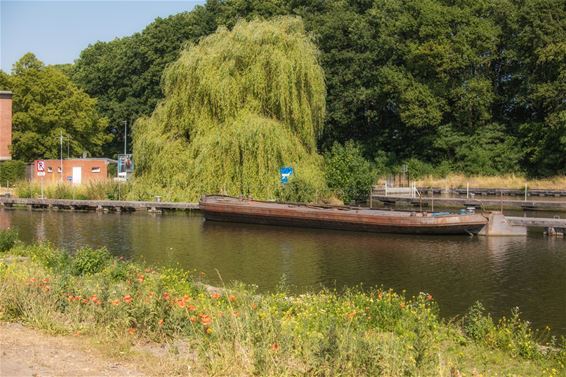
374 195 566 211
0 197 199 212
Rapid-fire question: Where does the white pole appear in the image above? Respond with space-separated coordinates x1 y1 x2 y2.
524 183 527 202
466 182 469 199
60 130 63 182
124 120 128 155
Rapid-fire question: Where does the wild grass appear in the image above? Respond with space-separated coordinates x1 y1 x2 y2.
415 174 566 190
0 234 563 376
13 180 131 200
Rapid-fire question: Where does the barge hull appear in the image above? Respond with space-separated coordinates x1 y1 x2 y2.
200 196 488 235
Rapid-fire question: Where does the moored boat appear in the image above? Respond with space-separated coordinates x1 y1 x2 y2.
199 195 488 235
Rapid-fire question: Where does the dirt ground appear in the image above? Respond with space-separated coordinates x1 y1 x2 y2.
0 322 145 377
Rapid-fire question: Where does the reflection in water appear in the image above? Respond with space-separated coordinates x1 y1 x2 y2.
1 208 565 335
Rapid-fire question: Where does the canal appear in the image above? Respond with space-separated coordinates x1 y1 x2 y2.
1 208 565 335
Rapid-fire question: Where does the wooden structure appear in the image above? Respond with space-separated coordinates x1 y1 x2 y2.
375 195 566 212
0 197 198 213
200 195 488 235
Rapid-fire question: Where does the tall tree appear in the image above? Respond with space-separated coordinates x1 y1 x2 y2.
131 18 327 201
4 53 110 162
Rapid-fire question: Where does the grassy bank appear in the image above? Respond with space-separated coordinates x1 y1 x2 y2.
415 175 566 190
13 180 132 201
0 230 564 376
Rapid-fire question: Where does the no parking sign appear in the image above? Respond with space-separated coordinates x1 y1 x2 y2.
36 160 46 177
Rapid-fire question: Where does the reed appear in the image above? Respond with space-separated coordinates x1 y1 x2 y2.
14 180 131 200
415 174 566 190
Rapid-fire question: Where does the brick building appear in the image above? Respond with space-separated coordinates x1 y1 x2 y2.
31 158 116 185
0 91 12 161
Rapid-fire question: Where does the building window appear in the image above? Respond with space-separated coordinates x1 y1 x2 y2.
57 167 62 173
91 167 101 173
47 167 52 173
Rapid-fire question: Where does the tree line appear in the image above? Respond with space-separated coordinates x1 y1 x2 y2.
1 0 565 178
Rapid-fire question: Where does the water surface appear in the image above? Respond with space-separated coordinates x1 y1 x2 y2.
2 208 565 335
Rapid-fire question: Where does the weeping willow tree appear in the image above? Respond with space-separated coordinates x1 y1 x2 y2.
131 17 327 201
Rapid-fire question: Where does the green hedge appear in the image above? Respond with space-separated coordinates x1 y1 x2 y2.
0 160 26 186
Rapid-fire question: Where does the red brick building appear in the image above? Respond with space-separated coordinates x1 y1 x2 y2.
31 158 116 185
0 91 12 161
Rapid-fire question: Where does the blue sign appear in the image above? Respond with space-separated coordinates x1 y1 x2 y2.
280 167 293 184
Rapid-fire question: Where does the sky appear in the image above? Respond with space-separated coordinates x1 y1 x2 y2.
0 0 204 72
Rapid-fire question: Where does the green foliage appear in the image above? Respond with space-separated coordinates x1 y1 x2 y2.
275 175 324 203
0 161 26 186
4 53 111 162
71 247 112 276
0 228 18 252
463 302 549 360
324 141 375 203
132 18 327 201
72 8 218 156
61 0 566 177
14 181 131 200
0 244 563 375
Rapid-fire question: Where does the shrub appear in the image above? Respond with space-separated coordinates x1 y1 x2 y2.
71 247 112 276
324 141 376 204
0 160 26 186
0 228 18 252
275 176 319 203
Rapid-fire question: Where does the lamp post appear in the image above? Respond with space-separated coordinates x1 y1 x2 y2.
60 130 63 182
123 120 128 155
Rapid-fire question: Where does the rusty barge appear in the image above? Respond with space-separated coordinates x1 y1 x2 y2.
199 195 489 235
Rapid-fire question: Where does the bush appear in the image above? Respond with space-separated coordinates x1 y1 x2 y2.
275 176 319 203
0 160 26 186
0 228 18 252
324 141 376 204
71 247 112 276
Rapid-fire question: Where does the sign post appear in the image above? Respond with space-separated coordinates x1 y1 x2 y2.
36 160 46 199
280 167 293 184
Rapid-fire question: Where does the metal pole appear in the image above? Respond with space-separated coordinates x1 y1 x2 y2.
524 183 527 202
466 182 469 199
60 131 63 182
124 120 128 155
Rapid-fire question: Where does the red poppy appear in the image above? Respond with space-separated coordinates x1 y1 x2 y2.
211 293 221 300
123 294 133 304
228 295 236 302
163 292 170 301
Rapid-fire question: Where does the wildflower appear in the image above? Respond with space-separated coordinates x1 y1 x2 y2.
111 299 120 306
199 272 206 278
189 316 197 323
137 274 145 283
176 299 186 308
228 294 236 302
400 303 405 309
426 294 433 301
42 285 50 293
211 293 221 300
158 319 164 326
73 331 81 337
251 303 257 310
199 314 212 326
206 327 213 335
123 294 133 304
127 327 136 335
232 311 240 318
81 298 89 304
271 343 280 352
148 291 155 298
346 311 356 320
182 294 191 302
29 278 37 283
377 292 383 300
163 292 170 301
42 278 49 284
187 304 197 312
